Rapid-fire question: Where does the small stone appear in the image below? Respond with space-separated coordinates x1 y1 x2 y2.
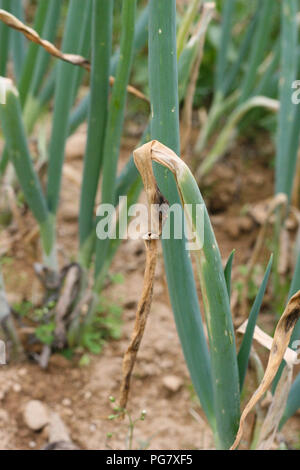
84 391 92 400
89 423 97 432
162 375 183 393
0 409 9 423
18 368 27 377
23 400 49 431
239 216 254 232
29 441 37 448
12 383 21 393
160 359 174 369
62 398 72 407
46 412 71 443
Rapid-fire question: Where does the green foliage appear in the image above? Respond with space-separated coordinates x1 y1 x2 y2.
35 322 55 345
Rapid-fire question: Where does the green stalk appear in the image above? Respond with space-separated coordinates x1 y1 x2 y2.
0 82 53 258
46 0 90 214
0 146 9 176
224 250 235 298
237 256 273 391
177 0 201 59
214 0 235 98
239 0 275 103
26 0 62 101
23 70 55 135
70 1 93 107
222 9 259 96
275 0 298 198
94 0 137 278
198 96 279 178
148 0 215 435
148 140 241 448
194 91 239 157
79 0 113 267
9 0 26 82
112 29 208 206
279 373 300 428
0 0 11 76
68 4 149 138
110 3 149 76
254 41 280 96
18 0 49 106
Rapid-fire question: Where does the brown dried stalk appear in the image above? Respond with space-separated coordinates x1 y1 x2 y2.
231 289 300 450
0 9 148 102
119 142 168 410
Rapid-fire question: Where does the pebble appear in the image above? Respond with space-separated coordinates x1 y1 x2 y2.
12 383 21 393
18 368 27 377
23 400 49 431
29 441 37 449
0 409 9 423
239 215 254 232
89 423 97 432
162 375 183 393
62 398 72 407
47 412 71 443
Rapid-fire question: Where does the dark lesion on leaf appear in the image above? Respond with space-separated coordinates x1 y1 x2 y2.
155 185 169 234
284 307 300 333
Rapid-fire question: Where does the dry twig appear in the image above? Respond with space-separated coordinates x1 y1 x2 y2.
0 8 148 103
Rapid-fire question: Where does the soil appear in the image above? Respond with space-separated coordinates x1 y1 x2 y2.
0 124 299 451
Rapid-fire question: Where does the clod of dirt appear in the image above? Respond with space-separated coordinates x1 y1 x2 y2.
223 218 240 240
61 203 80 222
48 354 71 369
239 216 255 232
23 400 49 431
162 375 183 393
65 130 87 160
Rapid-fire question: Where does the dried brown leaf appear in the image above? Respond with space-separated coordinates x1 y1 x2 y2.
256 365 293 450
231 290 300 449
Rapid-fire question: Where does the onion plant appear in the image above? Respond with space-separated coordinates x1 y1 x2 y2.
194 0 280 175
0 1 209 359
0 0 299 451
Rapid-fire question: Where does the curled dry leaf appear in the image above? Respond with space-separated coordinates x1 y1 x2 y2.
0 9 148 102
119 142 169 411
231 290 300 450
